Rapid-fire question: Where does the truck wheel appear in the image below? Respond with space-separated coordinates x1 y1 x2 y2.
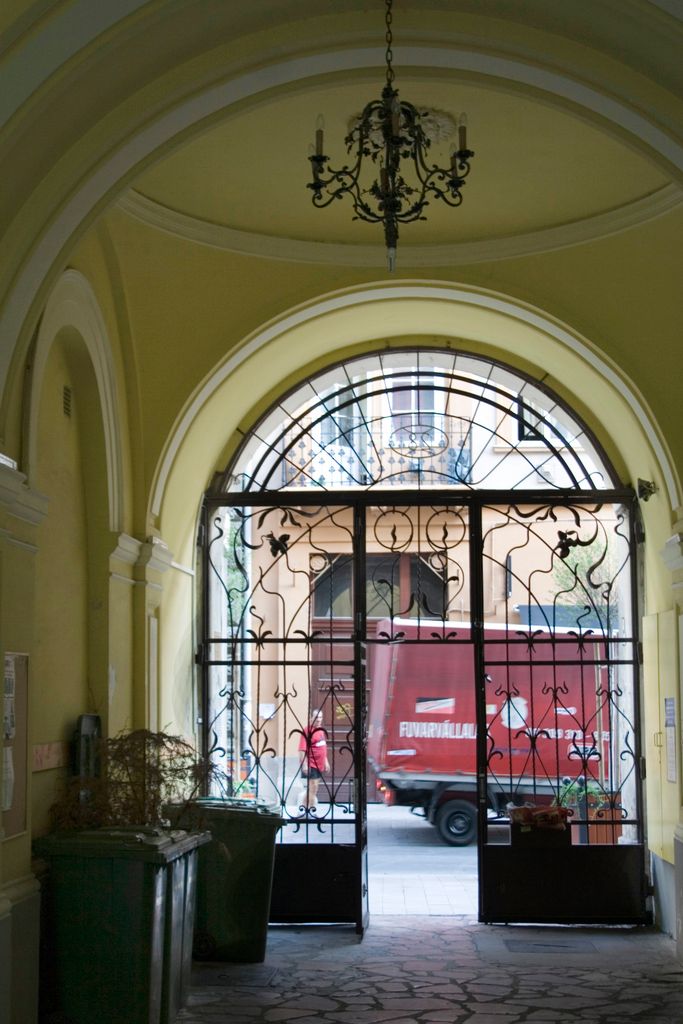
435 800 476 846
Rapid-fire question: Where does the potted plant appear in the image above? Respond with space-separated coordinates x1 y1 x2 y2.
556 776 622 845
35 729 215 1024
49 728 214 829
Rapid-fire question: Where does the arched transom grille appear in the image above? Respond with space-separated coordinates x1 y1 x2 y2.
219 350 615 494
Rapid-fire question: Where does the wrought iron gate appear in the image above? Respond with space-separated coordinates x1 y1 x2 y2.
475 500 646 923
199 349 647 928
201 501 369 931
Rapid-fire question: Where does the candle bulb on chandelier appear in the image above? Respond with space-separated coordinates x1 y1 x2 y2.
458 113 467 151
315 115 325 157
391 95 401 136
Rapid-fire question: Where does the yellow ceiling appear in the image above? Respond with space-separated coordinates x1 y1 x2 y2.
133 74 669 249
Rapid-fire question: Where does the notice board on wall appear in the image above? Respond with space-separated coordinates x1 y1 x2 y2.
3 653 28 839
665 696 677 784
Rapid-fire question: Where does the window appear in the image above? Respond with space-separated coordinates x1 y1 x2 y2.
312 552 448 619
516 395 576 448
319 387 365 448
389 377 437 449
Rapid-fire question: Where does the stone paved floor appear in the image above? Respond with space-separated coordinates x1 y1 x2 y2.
179 807 683 1023
180 917 683 1023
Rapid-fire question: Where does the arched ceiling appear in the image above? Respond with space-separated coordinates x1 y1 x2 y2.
130 73 671 259
1 0 682 404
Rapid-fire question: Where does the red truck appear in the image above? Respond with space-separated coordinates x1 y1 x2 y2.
367 618 611 844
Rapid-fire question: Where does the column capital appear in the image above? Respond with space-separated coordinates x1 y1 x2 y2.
110 532 142 567
110 533 175 576
138 535 174 575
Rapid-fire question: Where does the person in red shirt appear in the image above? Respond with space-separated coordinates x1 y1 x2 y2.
298 709 329 814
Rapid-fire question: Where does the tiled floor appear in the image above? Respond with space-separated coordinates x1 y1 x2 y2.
179 806 683 1023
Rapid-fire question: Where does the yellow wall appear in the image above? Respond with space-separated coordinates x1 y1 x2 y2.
30 336 92 837
95 207 683 514
643 610 681 862
23 322 137 838
159 567 197 739
0 527 38 884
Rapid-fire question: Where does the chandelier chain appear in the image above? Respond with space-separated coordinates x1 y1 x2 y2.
307 0 474 271
385 0 394 85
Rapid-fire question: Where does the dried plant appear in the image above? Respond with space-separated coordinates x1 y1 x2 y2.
50 729 221 831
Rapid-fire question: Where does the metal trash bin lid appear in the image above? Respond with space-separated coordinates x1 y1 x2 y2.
34 826 211 863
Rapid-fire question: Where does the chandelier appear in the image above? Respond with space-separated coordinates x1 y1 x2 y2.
307 0 474 271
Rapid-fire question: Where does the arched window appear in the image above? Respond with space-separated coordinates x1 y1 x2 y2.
215 350 612 494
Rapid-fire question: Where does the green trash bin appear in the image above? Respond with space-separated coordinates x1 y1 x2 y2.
35 826 210 1024
169 797 283 963
160 829 211 1022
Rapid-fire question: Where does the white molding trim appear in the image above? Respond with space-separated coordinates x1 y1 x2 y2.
649 1 683 21
110 532 142 566
0 528 39 555
171 560 195 577
2 41 683 392
150 282 680 518
0 464 48 525
28 269 124 532
110 571 138 586
148 614 158 731
137 536 174 574
661 534 683 574
0 0 148 129
119 184 683 267
0 875 41 905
